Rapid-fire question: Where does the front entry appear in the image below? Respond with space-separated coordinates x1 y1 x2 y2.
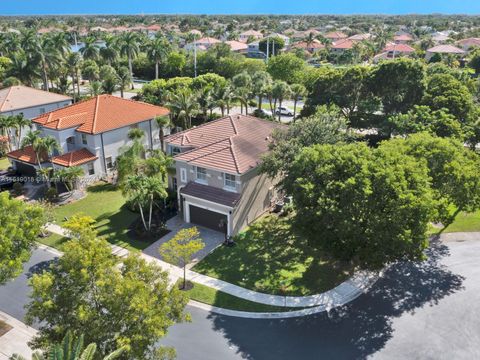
189 205 227 232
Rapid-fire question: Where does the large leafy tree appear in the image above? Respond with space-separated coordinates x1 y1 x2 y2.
266 53 306 84
25 226 189 358
284 142 435 268
0 192 44 285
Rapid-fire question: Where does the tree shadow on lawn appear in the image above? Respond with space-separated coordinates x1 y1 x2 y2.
193 215 354 296
207 238 465 360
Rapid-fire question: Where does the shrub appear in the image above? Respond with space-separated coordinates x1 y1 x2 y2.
12 182 23 196
45 187 58 202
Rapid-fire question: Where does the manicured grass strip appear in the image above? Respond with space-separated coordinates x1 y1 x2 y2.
52 182 148 251
0 157 10 170
193 215 354 296
441 209 480 233
37 233 70 251
186 282 296 313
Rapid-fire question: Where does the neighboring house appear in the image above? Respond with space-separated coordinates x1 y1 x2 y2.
184 37 221 51
225 40 248 53
324 31 348 42
431 32 450 44
0 85 72 119
348 33 372 41
425 44 465 61
456 38 480 52
239 30 263 42
164 114 282 236
291 39 325 53
393 34 413 44
268 33 290 46
7 95 169 179
330 39 355 54
383 43 416 57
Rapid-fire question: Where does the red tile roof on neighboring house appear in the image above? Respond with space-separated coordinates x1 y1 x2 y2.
32 95 169 134
166 114 282 174
324 31 348 39
332 39 355 49
384 43 416 53
0 85 71 113
292 39 325 51
394 34 413 41
225 40 248 52
51 148 97 167
196 37 221 45
348 33 372 41
427 44 465 54
7 145 47 165
457 38 480 47
147 24 162 31
240 30 263 37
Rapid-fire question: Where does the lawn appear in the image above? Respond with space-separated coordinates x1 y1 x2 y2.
185 282 295 312
193 215 354 296
439 209 480 233
47 182 148 251
0 157 10 170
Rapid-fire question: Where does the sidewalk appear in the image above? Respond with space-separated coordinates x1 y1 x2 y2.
45 223 378 309
0 311 37 359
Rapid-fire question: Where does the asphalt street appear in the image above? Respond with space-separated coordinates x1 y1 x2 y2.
1 235 480 360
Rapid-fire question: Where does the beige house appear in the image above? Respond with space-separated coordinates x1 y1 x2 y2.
165 115 282 236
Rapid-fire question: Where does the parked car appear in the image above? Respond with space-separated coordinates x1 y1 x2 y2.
252 108 273 119
275 107 293 116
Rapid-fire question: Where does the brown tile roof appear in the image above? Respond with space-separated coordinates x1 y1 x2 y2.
348 33 372 41
332 39 355 49
384 43 416 53
324 31 348 39
427 44 465 54
225 40 248 52
394 34 413 41
7 145 47 165
167 114 282 174
292 40 325 50
457 38 480 47
0 85 71 113
51 148 97 167
32 95 169 134
181 182 241 207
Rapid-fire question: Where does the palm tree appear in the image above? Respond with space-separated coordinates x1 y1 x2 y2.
290 83 306 120
251 71 272 110
128 127 145 142
9 53 39 87
212 84 233 116
21 130 47 169
100 35 119 65
147 36 169 79
101 76 118 95
0 115 16 151
166 89 198 129
56 166 84 194
12 114 31 149
115 66 131 98
80 36 100 61
197 87 214 120
88 80 102 96
233 86 251 115
11 331 125 360
231 72 252 115
272 81 291 121
155 115 171 152
119 32 140 89
66 52 81 100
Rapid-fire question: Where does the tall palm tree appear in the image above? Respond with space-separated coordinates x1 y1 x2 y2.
252 71 272 110
21 130 47 169
12 114 31 149
155 115 171 152
9 53 39 87
80 36 100 61
147 36 170 79
197 87 214 120
56 166 84 194
0 115 16 151
88 80 102 96
115 66 131 98
272 81 291 121
100 35 119 66
119 32 140 89
166 89 198 129
212 84 233 116
66 52 81 100
101 76 118 95
290 83 306 121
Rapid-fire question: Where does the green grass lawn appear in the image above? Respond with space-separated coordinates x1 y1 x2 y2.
185 282 296 312
438 209 480 233
48 182 148 251
0 157 10 170
193 215 354 296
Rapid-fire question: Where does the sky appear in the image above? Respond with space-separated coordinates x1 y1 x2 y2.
1 0 480 16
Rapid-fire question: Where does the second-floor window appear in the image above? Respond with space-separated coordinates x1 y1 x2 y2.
224 173 236 189
106 156 113 170
81 134 87 145
196 167 207 182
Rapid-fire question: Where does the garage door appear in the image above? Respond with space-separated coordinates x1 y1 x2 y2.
14 161 37 176
189 205 227 232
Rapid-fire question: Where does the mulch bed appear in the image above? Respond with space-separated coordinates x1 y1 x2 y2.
127 209 177 243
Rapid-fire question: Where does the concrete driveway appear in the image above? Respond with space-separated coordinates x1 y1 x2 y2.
142 215 225 267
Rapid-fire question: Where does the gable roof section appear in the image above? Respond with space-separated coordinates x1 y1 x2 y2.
332 39 355 49
51 148 97 167
384 43 416 53
457 38 480 47
32 95 169 134
0 85 71 112
167 115 281 174
427 44 465 54
324 31 348 39
7 145 47 165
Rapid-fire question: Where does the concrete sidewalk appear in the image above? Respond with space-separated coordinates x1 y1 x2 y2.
45 222 378 309
0 311 37 359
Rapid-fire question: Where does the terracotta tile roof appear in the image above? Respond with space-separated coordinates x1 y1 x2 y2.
7 145 47 165
348 33 372 41
51 148 97 167
292 39 325 50
394 34 413 41
196 37 221 45
181 182 241 207
147 24 162 31
225 40 248 52
457 38 480 47
32 95 169 134
240 30 263 37
384 43 416 53
324 31 348 39
332 39 355 49
427 44 465 54
0 85 71 113
167 114 282 174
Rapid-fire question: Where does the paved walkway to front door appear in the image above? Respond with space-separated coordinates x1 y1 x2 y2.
142 215 225 268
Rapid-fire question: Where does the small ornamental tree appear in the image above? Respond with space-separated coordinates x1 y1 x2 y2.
159 227 205 289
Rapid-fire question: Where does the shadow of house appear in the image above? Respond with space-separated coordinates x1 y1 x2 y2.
206 240 464 359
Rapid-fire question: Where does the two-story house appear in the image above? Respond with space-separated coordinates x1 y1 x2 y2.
164 114 282 236
7 95 169 178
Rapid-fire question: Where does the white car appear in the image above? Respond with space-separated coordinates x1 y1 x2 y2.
275 107 293 116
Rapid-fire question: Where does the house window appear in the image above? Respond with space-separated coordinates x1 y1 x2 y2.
81 134 87 145
224 173 236 189
180 168 187 183
173 177 178 191
196 167 207 182
39 108 46 114
105 156 113 170
171 147 181 156
87 163 95 175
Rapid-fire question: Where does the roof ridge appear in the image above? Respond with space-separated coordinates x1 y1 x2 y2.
229 137 240 173
166 114 238 141
92 95 100 134
229 115 239 135
0 86 13 112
